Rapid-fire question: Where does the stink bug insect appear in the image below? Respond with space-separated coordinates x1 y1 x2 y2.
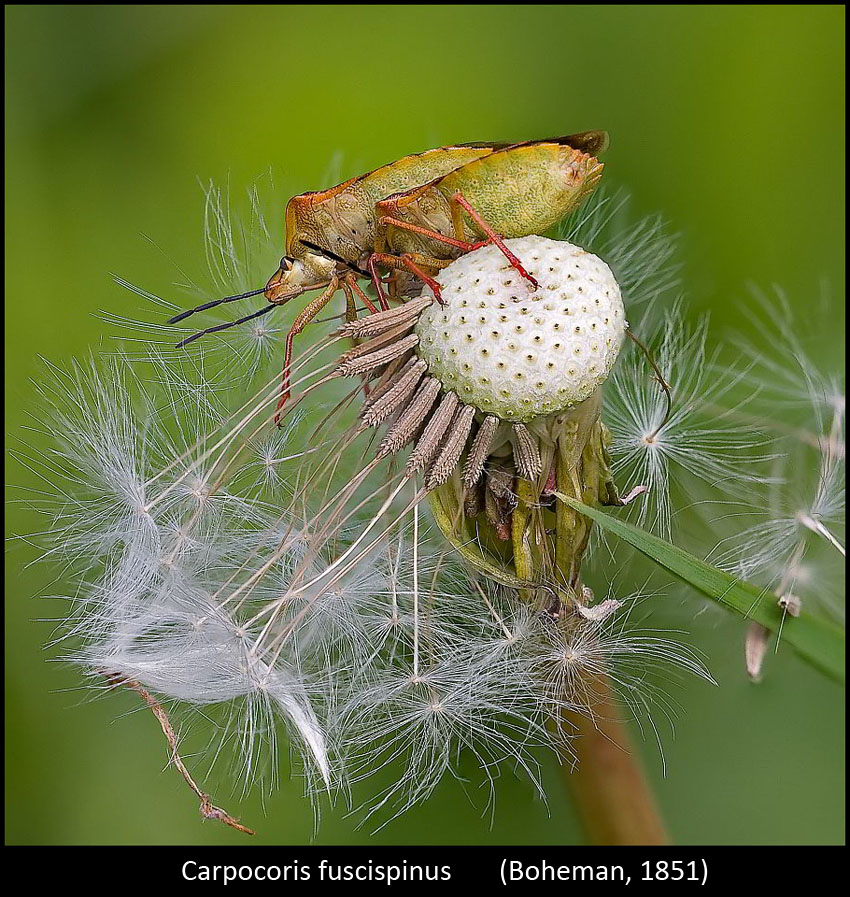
169 132 608 419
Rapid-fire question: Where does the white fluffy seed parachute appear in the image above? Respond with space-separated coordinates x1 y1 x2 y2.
18 239 703 831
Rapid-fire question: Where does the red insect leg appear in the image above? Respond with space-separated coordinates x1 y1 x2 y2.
369 252 445 305
347 277 379 315
366 255 391 311
274 277 339 426
452 192 539 289
377 215 475 253
398 255 444 305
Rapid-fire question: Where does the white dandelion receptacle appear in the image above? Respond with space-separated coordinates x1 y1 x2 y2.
415 236 627 422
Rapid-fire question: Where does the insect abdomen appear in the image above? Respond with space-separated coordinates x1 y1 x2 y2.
440 143 603 238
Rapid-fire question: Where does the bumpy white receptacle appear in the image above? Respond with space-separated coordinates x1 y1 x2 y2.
414 236 627 423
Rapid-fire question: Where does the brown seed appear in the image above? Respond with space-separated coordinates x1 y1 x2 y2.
377 377 442 458
487 462 517 504
462 415 500 490
360 355 410 412
338 333 420 377
406 392 459 475
778 592 802 617
425 404 476 491
484 467 516 538
338 321 416 365
512 423 542 480
362 358 427 427
339 295 433 339
745 621 770 681
464 481 484 518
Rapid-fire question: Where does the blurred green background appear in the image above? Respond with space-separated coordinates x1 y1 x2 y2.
5 5 844 845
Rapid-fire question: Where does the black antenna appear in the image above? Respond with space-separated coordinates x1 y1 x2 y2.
167 287 266 325
176 304 276 348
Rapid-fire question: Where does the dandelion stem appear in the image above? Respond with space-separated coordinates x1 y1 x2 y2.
556 671 669 845
548 394 668 844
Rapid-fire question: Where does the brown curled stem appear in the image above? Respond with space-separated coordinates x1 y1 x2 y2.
105 673 255 836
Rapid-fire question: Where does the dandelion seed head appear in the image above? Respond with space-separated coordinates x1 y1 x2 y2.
18 179 764 830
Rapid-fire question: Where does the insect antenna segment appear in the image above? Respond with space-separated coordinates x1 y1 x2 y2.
175 303 276 348
167 287 267 324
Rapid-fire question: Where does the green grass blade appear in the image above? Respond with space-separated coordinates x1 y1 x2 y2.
554 494 845 684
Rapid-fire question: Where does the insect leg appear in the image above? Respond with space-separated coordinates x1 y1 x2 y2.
341 280 358 325
377 216 474 253
366 255 392 311
450 192 539 289
398 255 445 304
400 252 453 271
276 275 340 425
345 274 379 315
368 252 450 305
340 275 377 401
